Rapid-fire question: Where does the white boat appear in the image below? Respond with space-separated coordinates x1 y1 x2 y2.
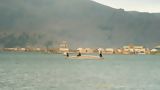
66 55 104 60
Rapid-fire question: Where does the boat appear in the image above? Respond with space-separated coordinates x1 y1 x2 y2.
66 55 104 60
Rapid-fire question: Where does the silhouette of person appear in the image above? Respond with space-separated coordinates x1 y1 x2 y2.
77 52 81 57
66 52 69 57
64 52 69 57
99 51 103 58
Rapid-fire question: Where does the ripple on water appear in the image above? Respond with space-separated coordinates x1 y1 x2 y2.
0 52 160 90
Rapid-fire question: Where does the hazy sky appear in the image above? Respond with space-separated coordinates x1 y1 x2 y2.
92 0 160 13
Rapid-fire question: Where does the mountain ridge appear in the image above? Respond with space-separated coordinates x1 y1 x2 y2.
0 0 160 48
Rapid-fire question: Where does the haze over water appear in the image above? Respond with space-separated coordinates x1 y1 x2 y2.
0 52 160 90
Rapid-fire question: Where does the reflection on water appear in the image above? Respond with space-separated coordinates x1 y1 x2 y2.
0 52 160 90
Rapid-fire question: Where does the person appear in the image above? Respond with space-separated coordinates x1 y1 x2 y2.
64 52 69 57
99 51 103 58
66 52 69 57
77 52 81 57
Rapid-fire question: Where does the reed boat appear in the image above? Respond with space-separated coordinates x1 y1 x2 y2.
66 55 104 60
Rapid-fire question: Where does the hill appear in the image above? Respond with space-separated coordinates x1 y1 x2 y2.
0 0 160 48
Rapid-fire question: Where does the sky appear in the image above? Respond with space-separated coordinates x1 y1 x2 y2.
92 0 160 13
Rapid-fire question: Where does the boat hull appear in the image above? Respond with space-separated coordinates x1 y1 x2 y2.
66 55 103 60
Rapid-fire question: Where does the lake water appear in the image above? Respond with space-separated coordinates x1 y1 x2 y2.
0 52 160 90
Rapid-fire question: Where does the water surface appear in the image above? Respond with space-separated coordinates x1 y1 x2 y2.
0 52 160 90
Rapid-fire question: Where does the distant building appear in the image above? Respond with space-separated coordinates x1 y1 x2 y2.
151 45 160 54
3 48 26 52
134 46 146 54
122 45 147 54
151 49 158 52
155 46 160 51
115 48 123 54
17 48 26 51
77 48 94 53
123 45 134 54
105 48 114 54
3 48 18 51
59 41 69 53
97 48 105 53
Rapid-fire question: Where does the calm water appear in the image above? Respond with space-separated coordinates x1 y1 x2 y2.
0 52 160 90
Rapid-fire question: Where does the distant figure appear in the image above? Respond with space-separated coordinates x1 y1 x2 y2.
99 51 103 58
66 52 69 57
77 52 81 57
64 52 69 57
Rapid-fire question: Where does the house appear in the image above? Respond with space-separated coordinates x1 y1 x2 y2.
77 48 94 53
122 45 146 54
155 46 160 51
97 48 105 53
151 45 160 54
134 46 146 54
105 48 114 54
59 41 69 53
122 45 135 54
114 48 123 54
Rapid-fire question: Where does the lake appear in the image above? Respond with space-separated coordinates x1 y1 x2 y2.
0 52 160 90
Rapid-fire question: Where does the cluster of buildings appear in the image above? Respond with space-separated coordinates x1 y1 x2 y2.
0 41 160 55
59 46 150 55
0 47 60 54
57 42 160 55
